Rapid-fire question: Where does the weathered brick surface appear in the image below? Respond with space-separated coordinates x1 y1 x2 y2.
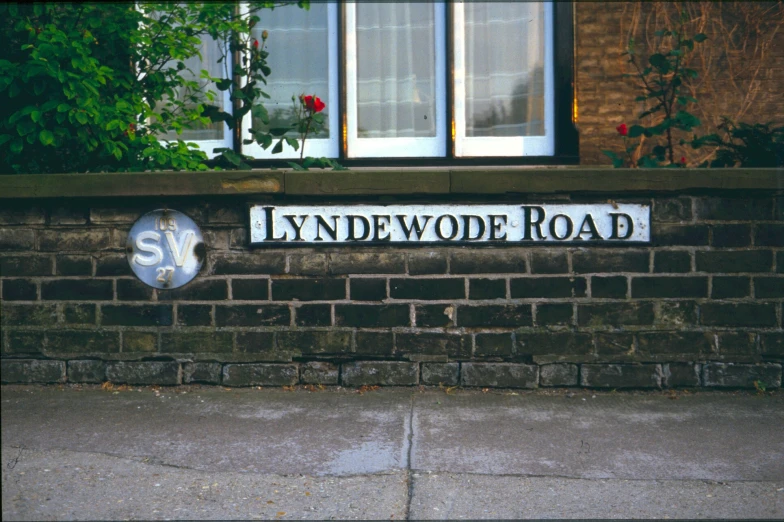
2 304 58 326
301 361 339 384
516 332 593 357
67 360 106 383
335 304 409 327
182 362 222 384
580 364 662 388
458 305 532 327
540 364 579 386
396 333 471 359
450 251 526 274
328 253 405 275
5 331 45 355
222 363 298 387
231 279 269 300
39 230 112 252
295 304 331 327
272 278 345 301
107 361 181 385
469 279 506 300
2 279 37 301
102 305 173 326
461 363 538 388
511 277 585 298
416 304 454 327
56 255 92 276
653 251 691 273
215 305 289 326
572 250 649 273
1 255 53 276
277 331 350 355
421 362 459 385
663 363 701 388
651 225 709 247
350 278 386 301
161 332 232 354
48 331 120 354
1 359 64 383
591 276 627 298
0 229 35 250
696 251 773 274
390 278 464 300
341 361 418 386
475 333 514 359
42 280 113 301
408 252 447 275
703 363 782 389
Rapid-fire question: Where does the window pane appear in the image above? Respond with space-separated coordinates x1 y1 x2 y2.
464 2 545 137
251 3 330 138
356 3 437 138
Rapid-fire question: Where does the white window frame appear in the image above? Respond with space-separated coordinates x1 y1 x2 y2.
452 1 555 157
344 1 447 158
242 2 340 160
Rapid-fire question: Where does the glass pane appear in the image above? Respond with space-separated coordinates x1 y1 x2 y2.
356 3 436 138
251 3 330 139
464 3 545 137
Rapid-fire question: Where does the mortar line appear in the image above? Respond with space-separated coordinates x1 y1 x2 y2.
405 392 415 521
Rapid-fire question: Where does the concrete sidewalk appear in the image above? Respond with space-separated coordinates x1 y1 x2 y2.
2 385 783 520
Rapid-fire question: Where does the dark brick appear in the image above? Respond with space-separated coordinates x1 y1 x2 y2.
95 254 130 276
458 305 532 327
67 360 106 383
272 278 345 301
350 278 386 301
663 363 700 387
202 229 229 251
450 251 527 274
516 332 593 357
461 363 538 388
176 305 212 326
572 250 649 273
421 363 459 385
469 278 506 300
760 333 784 356
0 207 45 225
595 333 634 357
335 304 409 327
288 254 327 276
356 332 394 356
1 360 64 384
1 304 58 326
540 364 579 386
578 303 654 327
50 207 88 225
341 361 418 386
703 363 781 389
295 304 331 326
701 303 777 327
717 332 757 355
390 278 464 300
41 280 113 301
779 254 784 274
416 304 454 327
235 332 279 356
277 331 351 355
161 332 232 353
117 278 153 300
107 361 181 385
122 332 158 353
6 331 45 355
47 331 119 353
632 277 708 298
102 305 173 326
64 304 96 324
301 362 339 384
697 250 773 273
328 253 405 275
2 279 36 300
511 277 585 298
0 256 53 276
654 251 691 273
530 252 568 274
158 279 228 301
653 197 692 222
711 276 749 299
56 255 92 276
231 279 269 300
183 362 222 384
223 363 299 386
637 332 713 357
754 277 784 298
396 333 471 359
536 303 573 326
580 364 661 388
207 206 241 224
89 208 145 224
652 224 709 246
475 333 514 358
711 225 751 247
215 305 289 326
211 253 286 275
0 228 35 250
754 224 784 247
408 252 447 275
695 197 773 221
39 230 112 252
592 276 627 298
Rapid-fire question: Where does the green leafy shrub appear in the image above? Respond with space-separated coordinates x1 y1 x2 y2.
691 117 784 168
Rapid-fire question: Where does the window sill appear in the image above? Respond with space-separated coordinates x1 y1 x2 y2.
0 167 781 199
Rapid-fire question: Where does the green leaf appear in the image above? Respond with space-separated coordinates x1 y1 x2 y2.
648 53 669 73
285 137 299 151
39 129 54 146
0 134 12 147
215 79 233 91
693 33 708 43
31 111 42 123
628 125 645 138
271 139 283 154
75 111 88 124
287 161 306 170
269 127 289 137
10 138 23 154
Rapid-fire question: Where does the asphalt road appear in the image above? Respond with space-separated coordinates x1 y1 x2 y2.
2 385 783 520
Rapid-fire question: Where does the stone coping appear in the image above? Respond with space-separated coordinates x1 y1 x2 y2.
0 167 782 198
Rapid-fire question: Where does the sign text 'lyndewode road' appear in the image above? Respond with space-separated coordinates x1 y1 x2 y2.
249 204 650 245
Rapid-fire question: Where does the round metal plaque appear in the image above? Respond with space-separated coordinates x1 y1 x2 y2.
126 209 205 289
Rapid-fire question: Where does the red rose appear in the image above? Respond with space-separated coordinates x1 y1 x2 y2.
252 39 259 50
303 95 325 113
680 156 686 164
616 123 628 136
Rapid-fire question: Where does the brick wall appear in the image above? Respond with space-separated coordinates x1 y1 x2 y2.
1 193 782 389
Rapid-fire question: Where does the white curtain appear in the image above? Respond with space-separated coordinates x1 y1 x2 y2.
465 2 545 137
356 3 436 138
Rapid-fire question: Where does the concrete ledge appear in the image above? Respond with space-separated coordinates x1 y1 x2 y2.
1 168 781 198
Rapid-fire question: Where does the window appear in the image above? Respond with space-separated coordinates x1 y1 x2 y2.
180 1 577 164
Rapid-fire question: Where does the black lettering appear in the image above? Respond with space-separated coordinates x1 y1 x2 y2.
549 214 574 240
396 215 432 240
314 215 339 241
347 215 370 241
574 214 601 240
264 207 287 241
522 206 546 240
373 215 391 242
435 215 459 240
461 215 486 241
609 213 634 240
488 215 508 241
283 215 308 241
